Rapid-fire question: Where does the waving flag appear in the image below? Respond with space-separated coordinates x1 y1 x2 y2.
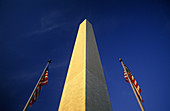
119 58 144 111
30 68 48 106
23 59 51 111
123 65 143 102
124 64 142 94
120 59 144 103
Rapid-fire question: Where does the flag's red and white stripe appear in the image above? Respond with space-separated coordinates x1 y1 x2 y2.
30 68 48 106
40 70 48 85
30 84 42 105
124 71 141 93
123 63 143 102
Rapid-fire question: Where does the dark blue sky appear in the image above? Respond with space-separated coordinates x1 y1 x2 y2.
1 0 170 111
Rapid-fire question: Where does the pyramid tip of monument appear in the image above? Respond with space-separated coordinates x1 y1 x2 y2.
83 19 87 21
82 19 87 23
81 19 91 25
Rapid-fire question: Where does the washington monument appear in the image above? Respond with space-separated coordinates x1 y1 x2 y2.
58 19 112 111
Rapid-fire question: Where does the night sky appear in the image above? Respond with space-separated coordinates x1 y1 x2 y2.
1 0 170 111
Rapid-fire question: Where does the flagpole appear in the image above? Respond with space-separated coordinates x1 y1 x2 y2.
23 59 52 111
133 81 143 102
119 58 144 111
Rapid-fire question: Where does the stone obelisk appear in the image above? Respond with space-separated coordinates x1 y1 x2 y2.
58 19 112 111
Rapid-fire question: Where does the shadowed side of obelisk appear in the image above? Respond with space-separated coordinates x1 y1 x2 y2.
86 21 112 111
58 20 86 111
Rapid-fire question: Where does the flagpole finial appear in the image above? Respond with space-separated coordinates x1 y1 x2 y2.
48 59 52 63
119 58 122 62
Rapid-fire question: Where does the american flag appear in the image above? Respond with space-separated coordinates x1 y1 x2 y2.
123 63 143 102
30 68 48 106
